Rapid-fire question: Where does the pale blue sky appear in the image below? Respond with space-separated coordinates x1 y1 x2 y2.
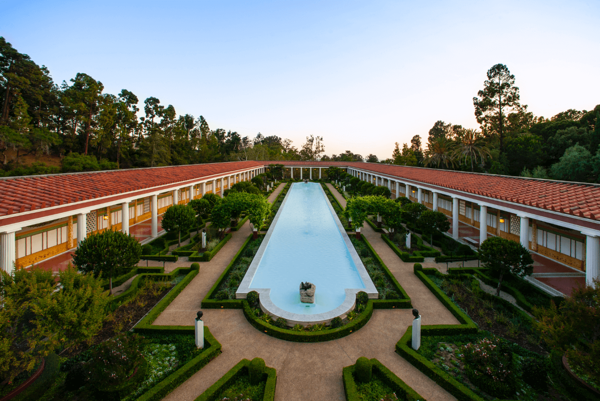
2 0 599 159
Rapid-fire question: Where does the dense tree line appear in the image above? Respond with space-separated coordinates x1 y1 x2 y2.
388 64 600 183
0 38 331 177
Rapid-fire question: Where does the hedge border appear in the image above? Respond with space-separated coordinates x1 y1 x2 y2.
360 235 412 308
102 266 164 291
141 223 205 259
242 298 374 342
189 233 233 261
137 326 222 401
201 234 255 309
108 265 197 311
343 358 424 401
381 234 425 263
473 269 562 312
194 359 277 401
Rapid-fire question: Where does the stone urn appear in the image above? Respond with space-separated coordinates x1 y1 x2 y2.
300 282 316 303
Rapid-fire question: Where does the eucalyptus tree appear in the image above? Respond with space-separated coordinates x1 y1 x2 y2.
473 64 521 154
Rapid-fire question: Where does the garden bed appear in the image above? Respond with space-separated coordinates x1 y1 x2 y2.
343 358 424 401
195 358 276 401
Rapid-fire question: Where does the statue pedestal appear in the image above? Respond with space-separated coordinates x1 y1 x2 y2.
412 316 421 350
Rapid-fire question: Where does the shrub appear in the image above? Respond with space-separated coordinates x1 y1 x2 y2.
214 290 229 300
357 291 369 306
462 337 515 398
330 317 343 328
247 291 259 308
87 333 147 391
360 248 370 258
386 290 399 299
522 358 548 391
142 244 153 255
244 248 254 257
249 357 266 385
206 239 219 251
274 317 288 329
355 357 372 383
190 263 200 270
65 362 87 392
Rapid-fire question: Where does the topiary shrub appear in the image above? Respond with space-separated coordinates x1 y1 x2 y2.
330 317 343 328
142 244 153 255
247 291 259 307
522 358 548 391
249 358 266 385
356 291 369 306
190 262 200 270
354 357 372 383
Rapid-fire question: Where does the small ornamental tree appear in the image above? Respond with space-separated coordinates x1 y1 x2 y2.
401 202 428 226
189 198 211 217
161 204 196 246
201 193 221 207
533 280 599 385
73 229 142 294
372 186 392 198
418 210 450 245
382 202 404 237
210 202 232 238
395 196 412 206
0 266 108 383
247 195 271 232
479 236 533 296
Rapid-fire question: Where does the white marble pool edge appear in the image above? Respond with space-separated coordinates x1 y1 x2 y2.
236 182 378 326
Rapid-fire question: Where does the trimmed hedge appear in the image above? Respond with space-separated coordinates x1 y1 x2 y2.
194 359 276 401
108 265 197 312
411 264 477 334
137 327 222 401
189 233 233 261
13 353 60 401
381 234 424 263
140 254 179 262
473 269 561 312
201 234 254 309
102 266 164 291
141 223 205 259
343 358 424 401
361 235 412 309
132 265 200 333
242 298 374 342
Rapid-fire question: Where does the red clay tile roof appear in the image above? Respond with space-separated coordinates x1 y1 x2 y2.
0 161 263 217
262 161 600 222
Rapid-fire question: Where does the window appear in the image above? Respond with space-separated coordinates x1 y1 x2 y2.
487 213 497 228
537 228 584 260
474 209 480 222
16 224 68 257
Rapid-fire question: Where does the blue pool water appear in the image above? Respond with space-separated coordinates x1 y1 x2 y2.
248 183 366 315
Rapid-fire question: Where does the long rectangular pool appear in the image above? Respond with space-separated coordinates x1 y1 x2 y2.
236 182 377 324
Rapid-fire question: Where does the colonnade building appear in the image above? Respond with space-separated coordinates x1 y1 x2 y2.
0 160 598 297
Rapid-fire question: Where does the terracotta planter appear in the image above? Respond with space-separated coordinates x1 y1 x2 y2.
0 359 46 401
562 355 600 396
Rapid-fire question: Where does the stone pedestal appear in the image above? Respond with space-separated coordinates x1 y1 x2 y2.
300 282 316 303
195 317 204 349
406 232 411 249
355 227 361 240
412 315 421 350
253 229 258 240
202 231 207 249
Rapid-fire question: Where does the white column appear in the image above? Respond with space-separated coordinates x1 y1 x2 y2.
0 232 16 275
122 202 129 234
417 187 422 203
189 185 195 201
387 179 391 190
395 181 400 198
452 197 459 240
200 182 206 196
300 168 303 180
433 192 438 211
585 235 600 287
479 205 487 245
310 168 312 180
406 184 411 198
151 195 158 237
173 189 179 205
319 168 322 179
519 216 529 249
291 167 293 179
220 178 224 196
77 213 86 244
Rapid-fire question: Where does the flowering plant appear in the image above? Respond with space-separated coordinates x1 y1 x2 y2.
462 337 512 382
87 333 146 389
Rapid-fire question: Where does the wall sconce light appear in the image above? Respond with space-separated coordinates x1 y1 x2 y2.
103 215 108 220
499 218 505 224
412 190 416 194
